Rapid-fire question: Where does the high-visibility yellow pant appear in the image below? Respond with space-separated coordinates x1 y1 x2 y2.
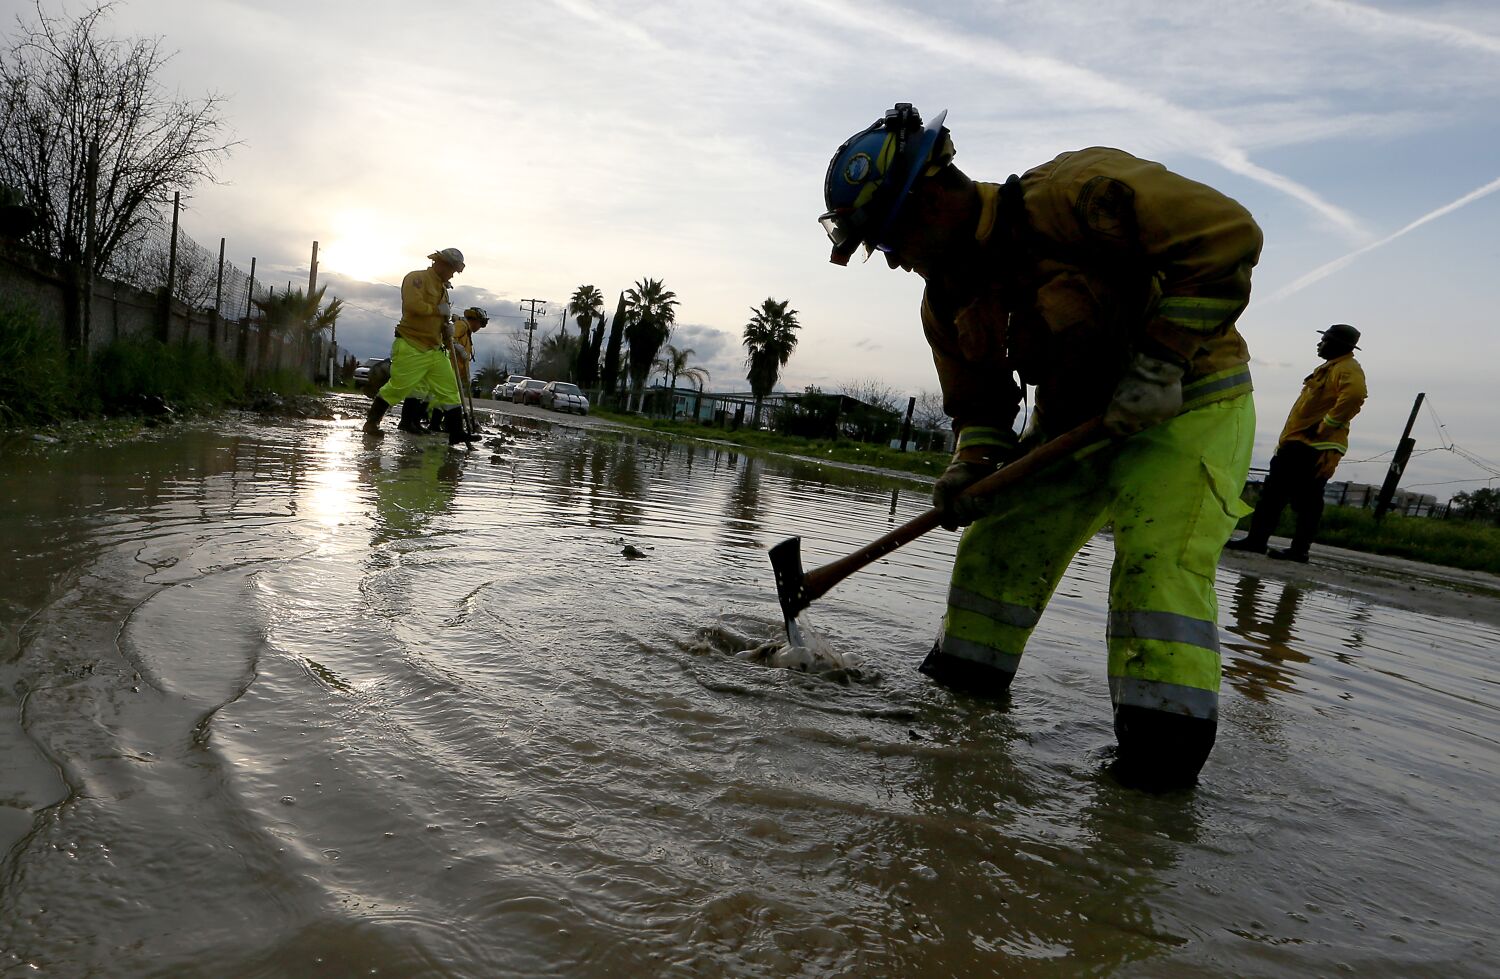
933 394 1254 725
376 337 461 411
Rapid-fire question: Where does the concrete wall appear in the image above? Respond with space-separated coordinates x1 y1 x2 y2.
2 242 323 380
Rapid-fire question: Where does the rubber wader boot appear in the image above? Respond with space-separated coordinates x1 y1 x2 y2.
918 642 1016 699
1110 703 1216 792
397 398 428 434
443 406 478 447
363 396 391 435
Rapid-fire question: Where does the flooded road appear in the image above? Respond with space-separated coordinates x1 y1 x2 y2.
2 398 1497 977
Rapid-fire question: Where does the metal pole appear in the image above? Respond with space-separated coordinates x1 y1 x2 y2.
161 191 180 342
898 395 916 451
245 256 257 320
1374 392 1425 521
214 237 225 318
80 135 98 355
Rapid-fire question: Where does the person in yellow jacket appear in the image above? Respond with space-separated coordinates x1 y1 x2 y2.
1226 324 1367 562
820 104 1263 789
417 306 489 431
362 247 475 446
452 305 487 395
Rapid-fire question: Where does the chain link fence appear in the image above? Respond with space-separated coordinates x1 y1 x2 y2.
110 211 271 320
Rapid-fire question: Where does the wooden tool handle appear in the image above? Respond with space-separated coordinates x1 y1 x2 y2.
798 416 1108 607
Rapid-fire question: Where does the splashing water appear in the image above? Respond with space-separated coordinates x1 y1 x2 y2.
691 612 856 674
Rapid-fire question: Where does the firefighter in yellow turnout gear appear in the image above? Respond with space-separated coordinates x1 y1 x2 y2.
820 105 1263 788
363 247 471 446
1227 324 1367 561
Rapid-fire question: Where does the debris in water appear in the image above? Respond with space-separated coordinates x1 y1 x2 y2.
622 544 648 559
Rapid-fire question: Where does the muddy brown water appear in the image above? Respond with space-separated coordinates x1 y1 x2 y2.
2 399 1496 977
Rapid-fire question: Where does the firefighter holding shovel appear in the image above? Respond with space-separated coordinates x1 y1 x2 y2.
363 247 476 447
816 105 1263 788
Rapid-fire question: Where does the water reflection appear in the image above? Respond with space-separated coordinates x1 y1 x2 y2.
360 441 462 546
1222 574 1312 702
722 455 762 539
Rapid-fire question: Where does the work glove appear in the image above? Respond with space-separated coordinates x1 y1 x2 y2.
436 300 452 319
930 440 1014 533
1104 352 1185 435
440 319 455 345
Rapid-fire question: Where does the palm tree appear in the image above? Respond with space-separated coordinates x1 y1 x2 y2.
252 284 342 376
567 284 604 346
624 277 678 412
655 343 710 420
742 297 800 424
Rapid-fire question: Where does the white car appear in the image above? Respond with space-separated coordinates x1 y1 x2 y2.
496 374 528 400
541 381 590 415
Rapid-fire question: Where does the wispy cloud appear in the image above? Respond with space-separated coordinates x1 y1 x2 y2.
796 0 1369 241
1304 0 1500 56
1268 174 1500 301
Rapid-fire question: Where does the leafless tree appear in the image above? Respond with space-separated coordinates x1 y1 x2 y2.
0 2 235 277
838 377 902 414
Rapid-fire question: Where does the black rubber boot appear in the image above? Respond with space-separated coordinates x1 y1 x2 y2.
918 642 1015 699
397 398 428 433
1110 704 1216 791
443 406 478 447
1224 535 1266 554
362 396 391 435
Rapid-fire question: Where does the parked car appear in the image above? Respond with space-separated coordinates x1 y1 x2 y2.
511 378 547 405
352 357 385 384
496 374 528 400
541 381 590 415
353 357 390 394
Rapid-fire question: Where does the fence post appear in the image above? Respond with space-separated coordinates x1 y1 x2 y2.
158 191 180 342
214 237 225 344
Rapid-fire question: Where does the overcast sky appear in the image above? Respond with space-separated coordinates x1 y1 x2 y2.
9 0 1499 500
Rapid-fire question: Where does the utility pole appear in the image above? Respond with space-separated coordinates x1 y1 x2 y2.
1374 392 1425 521
519 298 547 375
308 240 319 296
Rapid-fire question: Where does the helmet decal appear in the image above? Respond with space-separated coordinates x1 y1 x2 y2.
842 153 873 185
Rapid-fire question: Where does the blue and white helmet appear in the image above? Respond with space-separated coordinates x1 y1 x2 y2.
820 104 953 265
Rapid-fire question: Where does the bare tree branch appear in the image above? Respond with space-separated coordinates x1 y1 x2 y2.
0 1 235 276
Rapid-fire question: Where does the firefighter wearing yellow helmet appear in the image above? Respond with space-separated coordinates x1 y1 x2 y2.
821 104 1264 789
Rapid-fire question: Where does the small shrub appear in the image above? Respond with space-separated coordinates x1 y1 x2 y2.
0 295 76 424
90 337 246 411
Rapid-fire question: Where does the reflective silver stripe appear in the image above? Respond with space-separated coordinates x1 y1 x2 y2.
949 586 1042 629
1108 609 1219 652
1157 297 1240 332
1182 367 1252 403
1110 675 1219 720
940 635 1022 674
